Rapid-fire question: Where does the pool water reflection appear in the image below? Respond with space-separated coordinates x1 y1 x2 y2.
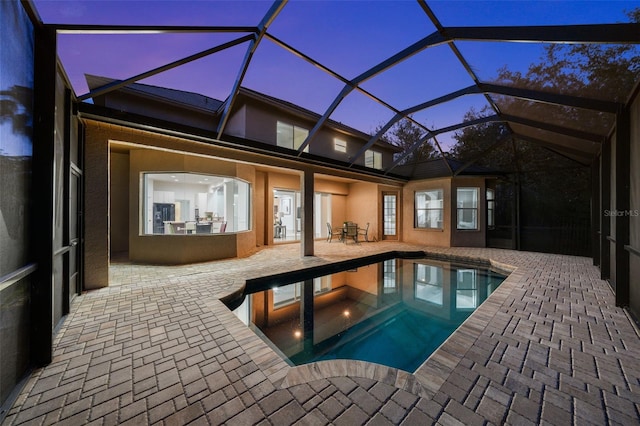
232 256 506 372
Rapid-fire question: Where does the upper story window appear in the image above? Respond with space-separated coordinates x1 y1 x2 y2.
415 189 443 229
457 187 479 230
277 121 309 153
365 149 382 169
334 138 347 153
142 172 251 235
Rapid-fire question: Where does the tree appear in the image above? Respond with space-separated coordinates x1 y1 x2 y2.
448 8 640 255
376 117 438 165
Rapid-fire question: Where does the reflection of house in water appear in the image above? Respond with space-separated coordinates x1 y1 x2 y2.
235 258 505 367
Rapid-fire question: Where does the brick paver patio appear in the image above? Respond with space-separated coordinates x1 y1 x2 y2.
4 242 640 425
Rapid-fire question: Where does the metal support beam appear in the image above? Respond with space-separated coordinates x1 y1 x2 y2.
592 159 601 267
501 113 605 143
78 34 255 101
600 138 611 279
443 23 640 44
514 134 593 166
296 84 353 154
453 135 511 176
615 108 631 306
385 115 502 173
216 0 287 139
32 25 57 366
349 85 481 167
479 83 622 113
51 24 259 34
352 32 448 85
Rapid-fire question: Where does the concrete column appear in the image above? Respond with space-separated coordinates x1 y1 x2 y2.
301 169 314 257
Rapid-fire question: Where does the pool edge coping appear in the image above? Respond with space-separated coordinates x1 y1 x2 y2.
219 250 522 397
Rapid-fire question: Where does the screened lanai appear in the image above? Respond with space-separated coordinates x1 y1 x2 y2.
3 0 640 422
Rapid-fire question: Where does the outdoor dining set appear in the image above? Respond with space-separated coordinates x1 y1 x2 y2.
326 222 370 244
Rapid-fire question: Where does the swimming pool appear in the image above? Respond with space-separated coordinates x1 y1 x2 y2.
229 253 506 372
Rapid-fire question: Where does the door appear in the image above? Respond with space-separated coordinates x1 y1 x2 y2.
383 192 398 240
54 82 83 323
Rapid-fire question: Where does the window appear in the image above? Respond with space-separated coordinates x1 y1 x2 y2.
383 194 396 236
456 269 478 309
334 138 347 153
486 188 495 230
273 277 331 308
365 149 382 169
277 121 309 152
142 172 250 235
383 259 397 294
415 189 443 229
457 187 479 230
415 264 443 305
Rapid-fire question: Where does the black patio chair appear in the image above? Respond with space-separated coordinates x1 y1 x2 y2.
327 222 342 242
357 222 370 242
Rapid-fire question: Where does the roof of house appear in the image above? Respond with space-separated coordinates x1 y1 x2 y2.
85 74 224 114
393 157 503 180
85 75 401 153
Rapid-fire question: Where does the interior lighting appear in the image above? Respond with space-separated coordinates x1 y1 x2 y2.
293 330 302 338
343 310 350 317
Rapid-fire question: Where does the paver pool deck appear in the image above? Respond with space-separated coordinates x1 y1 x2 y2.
4 242 640 425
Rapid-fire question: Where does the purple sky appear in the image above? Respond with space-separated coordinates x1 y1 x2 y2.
33 0 640 149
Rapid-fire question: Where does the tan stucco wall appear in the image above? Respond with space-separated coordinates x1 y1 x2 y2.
346 182 379 241
110 152 129 255
128 149 255 264
402 178 452 247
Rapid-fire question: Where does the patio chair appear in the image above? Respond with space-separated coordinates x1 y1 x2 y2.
327 223 342 242
357 222 370 242
343 223 359 244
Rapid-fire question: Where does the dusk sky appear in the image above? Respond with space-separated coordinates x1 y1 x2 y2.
32 0 640 149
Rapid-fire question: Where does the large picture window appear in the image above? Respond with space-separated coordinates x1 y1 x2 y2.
457 187 479 230
277 121 309 152
142 172 250 235
415 189 443 229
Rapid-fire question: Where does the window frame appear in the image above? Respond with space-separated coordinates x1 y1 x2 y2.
415 189 444 230
277 121 309 152
141 172 251 236
364 149 382 169
456 187 479 230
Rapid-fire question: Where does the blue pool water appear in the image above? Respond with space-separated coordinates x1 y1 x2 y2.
291 306 460 372
231 254 506 372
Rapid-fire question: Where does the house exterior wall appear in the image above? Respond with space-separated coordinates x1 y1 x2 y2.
346 182 379 241
231 98 397 169
225 104 247 138
402 178 452 247
451 177 487 247
128 149 254 264
110 152 130 255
